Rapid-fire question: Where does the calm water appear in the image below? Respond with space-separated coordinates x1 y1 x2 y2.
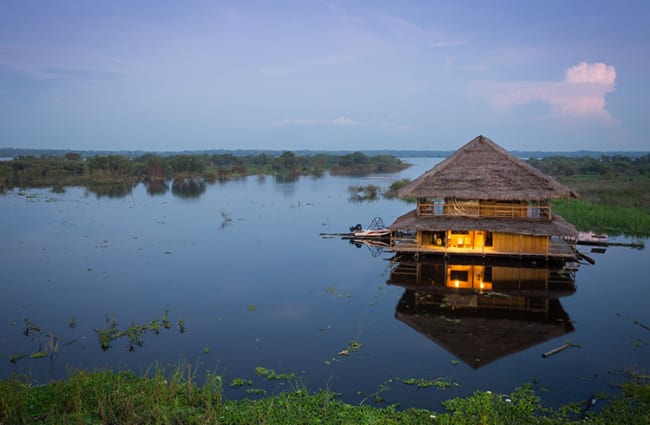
1 158 648 409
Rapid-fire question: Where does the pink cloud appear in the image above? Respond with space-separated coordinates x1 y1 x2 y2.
471 62 616 121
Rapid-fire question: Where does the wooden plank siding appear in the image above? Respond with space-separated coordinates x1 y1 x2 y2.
391 231 575 259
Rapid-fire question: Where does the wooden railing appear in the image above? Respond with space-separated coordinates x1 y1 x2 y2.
417 203 551 220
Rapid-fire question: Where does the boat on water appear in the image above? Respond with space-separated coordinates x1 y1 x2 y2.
577 231 608 245
349 217 391 239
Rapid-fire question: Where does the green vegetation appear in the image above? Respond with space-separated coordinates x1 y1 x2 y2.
348 178 416 202
348 184 380 201
0 151 408 192
400 377 459 390
529 155 650 235
553 199 650 237
0 367 648 424
11 319 61 364
383 177 413 199
95 311 183 352
254 367 295 381
528 155 650 211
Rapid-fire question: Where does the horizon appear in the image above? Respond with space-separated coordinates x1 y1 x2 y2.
2 146 648 157
1 1 649 152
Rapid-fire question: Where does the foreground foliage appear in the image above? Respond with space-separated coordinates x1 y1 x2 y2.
0 368 648 424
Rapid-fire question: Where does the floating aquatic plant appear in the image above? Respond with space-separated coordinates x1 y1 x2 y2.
94 310 184 352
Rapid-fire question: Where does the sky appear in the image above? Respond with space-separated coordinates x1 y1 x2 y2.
1 0 649 152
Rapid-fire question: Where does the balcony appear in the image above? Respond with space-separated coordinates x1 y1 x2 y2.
417 202 551 220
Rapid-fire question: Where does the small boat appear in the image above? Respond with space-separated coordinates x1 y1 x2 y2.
349 217 391 239
576 231 608 246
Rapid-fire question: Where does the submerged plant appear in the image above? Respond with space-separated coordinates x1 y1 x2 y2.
162 309 172 330
400 377 459 390
15 318 62 362
348 184 380 202
254 367 295 381
22 318 41 337
96 316 121 351
95 310 184 352
9 354 26 364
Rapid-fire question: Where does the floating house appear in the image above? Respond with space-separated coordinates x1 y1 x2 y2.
390 135 578 259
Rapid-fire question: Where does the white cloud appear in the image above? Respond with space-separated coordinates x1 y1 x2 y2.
271 118 321 126
332 116 358 126
471 61 617 121
272 116 359 126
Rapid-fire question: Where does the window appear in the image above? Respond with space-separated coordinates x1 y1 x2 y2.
449 270 469 282
433 198 445 215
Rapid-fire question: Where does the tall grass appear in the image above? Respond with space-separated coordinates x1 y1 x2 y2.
1 366 649 424
553 199 650 237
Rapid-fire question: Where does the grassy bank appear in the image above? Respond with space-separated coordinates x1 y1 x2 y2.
1 367 648 424
552 199 650 237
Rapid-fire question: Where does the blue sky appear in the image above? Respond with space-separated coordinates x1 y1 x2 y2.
1 1 649 152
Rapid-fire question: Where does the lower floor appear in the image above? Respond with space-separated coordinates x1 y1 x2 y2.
390 230 576 259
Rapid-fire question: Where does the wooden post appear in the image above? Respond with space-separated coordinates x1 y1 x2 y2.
542 343 571 358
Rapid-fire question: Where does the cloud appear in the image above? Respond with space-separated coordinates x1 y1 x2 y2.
332 116 358 126
39 67 124 81
471 62 617 121
272 116 359 126
379 15 468 49
259 5 467 76
272 118 316 126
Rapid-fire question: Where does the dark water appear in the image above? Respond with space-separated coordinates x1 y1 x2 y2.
1 158 648 409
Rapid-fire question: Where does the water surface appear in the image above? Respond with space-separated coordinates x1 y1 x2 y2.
1 158 648 409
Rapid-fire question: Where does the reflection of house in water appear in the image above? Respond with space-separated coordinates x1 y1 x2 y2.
388 256 576 368
389 136 578 260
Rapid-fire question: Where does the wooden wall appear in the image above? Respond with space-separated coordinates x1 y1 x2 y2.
492 233 549 254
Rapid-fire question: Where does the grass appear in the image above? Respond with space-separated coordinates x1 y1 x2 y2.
553 199 650 237
1 366 648 424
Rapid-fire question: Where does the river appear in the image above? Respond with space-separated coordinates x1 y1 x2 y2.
1 158 648 409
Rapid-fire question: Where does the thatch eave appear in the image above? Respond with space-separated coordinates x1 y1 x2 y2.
389 209 578 238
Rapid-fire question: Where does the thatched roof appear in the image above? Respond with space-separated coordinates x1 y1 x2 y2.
390 209 578 237
398 135 578 201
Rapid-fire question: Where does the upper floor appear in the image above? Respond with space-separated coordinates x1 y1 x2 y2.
416 198 551 220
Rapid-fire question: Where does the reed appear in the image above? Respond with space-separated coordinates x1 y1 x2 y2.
553 199 650 237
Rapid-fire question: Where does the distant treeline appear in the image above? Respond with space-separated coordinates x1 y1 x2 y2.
3 147 649 160
528 154 650 178
0 151 407 192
